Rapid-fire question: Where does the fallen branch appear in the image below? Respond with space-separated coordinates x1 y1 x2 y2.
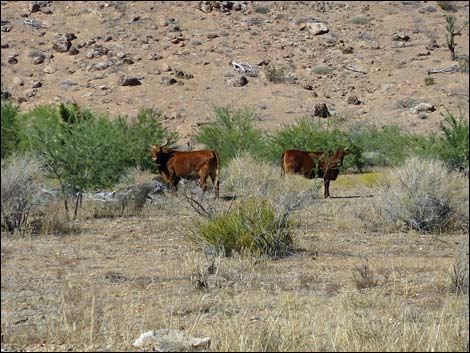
427 65 460 75
343 64 367 74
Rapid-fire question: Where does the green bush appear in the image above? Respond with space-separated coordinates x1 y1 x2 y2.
195 106 266 166
194 197 294 257
18 104 174 217
420 113 469 173
348 123 422 168
1 102 20 159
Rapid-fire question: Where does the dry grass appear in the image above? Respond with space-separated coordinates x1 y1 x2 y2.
1 161 468 351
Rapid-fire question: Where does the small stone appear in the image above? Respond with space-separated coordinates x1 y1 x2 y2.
346 95 361 105
32 55 45 65
119 76 142 86
31 80 42 88
8 56 18 64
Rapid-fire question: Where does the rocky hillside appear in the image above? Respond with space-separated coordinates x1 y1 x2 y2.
1 1 469 144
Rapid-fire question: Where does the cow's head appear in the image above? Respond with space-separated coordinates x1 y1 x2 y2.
147 141 171 164
328 148 352 169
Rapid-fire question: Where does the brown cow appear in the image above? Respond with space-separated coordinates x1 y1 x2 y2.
148 143 220 198
281 149 352 198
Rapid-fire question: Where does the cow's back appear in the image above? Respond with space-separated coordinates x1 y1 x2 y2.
282 150 315 178
169 150 218 177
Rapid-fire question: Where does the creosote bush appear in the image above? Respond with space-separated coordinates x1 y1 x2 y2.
354 157 469 233
193 197 294 258
1 155 45 234
195 106 266 166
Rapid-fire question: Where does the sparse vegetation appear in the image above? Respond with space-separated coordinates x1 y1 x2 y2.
1 155 45 235
264 63 287 83
351 14 369 25
424 75 435 86
311 65 334 75
355 157 469 233
437 1 457 12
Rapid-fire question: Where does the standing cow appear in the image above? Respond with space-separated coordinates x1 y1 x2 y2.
281 149 351 198
147 143 220 199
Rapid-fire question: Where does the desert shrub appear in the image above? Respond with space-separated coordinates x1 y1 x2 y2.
19 104 173 217
1 155 45 234
424 75 435 86
193 197 294 258
264 64 286 83
195 106 266 166
254 5 270 14
419 113 469 173
311 65 334 75
449 254 469 294
351 15 369 25
353 260 378 290
223 154 320 200
458 56 469 73
437 1 456 11
354 157 469 233
348 123 422 168
1 101 20 159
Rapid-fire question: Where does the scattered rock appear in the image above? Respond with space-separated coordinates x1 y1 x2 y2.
1 43 9 48
392 32 410 41
227 75 248 87
174 69 193 79
160 77 177 85
313 103 330 118
52 33 76 53
43 66 56 74
119 76 142 86
88 60 113 71
303 84 314 90
148 52 163 61
410 103 435 114
86 45 108 59
32 55 45 65
418 112 428 119
199 1 212 13
7 56 18 64
306 22 329 35
162 63 172 72
346 95 361 105
133 329 211 352
189 38 202 46
69 47 79 55
11 77 24 88
31 80 42 88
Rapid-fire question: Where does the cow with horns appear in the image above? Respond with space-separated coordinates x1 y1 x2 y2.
147 142 220 199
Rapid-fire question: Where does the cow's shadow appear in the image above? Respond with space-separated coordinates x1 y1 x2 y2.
329 194 374 199
220 194 237 201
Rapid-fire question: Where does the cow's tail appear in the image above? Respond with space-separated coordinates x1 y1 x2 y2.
280 152 286 177
213 150 220 198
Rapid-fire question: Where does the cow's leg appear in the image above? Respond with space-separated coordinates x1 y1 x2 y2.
209 170 219 199
323 178 330 198
170 175 179 196
199 168 209 194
